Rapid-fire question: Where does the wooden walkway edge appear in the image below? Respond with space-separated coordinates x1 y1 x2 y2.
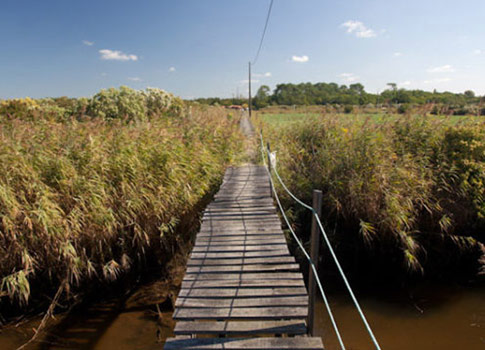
164 165 324 349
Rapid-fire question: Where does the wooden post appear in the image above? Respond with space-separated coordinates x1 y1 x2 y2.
266 142 273 198
308 189 322 336
248 62 252 118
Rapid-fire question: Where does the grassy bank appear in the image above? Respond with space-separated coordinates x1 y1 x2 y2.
259 111 485 281
0 89 243 313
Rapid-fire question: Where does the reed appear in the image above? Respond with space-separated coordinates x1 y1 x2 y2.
0 97 242 308
261 113 485 278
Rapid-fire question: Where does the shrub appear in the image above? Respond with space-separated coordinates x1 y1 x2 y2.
87 86 147 121
343 105 353 114
397 104 409 114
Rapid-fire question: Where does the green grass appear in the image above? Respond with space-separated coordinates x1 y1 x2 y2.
260 111 484 129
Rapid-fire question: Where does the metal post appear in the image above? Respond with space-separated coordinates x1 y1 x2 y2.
266 142 273 198
248 62 252 118
308 189 322 336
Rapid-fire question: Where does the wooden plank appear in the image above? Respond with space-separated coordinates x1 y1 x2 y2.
182 272 302 281
178 287 308 299
195 235 285 243
175 296 308 308
181 279 305 289
197 231 284 237
194 238 286 246
199 225 282 231
174 320 307 335
190 250 290 260
192 244 289 253
173 306 308 320
164 337 323 350
187 256 296 266
186 264 299 274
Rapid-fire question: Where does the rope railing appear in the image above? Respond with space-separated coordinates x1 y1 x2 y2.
259 138 347 350
260 131 382 350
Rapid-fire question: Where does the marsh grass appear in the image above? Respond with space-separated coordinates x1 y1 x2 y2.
0 105 243 310
260 112 485 279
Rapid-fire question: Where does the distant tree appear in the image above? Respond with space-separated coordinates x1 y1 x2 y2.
387 83 397 91
254 85 271 108
349 83 365 95
464 90 475 98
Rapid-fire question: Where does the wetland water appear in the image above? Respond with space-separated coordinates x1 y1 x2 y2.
316 283 485 350
1 282 483 349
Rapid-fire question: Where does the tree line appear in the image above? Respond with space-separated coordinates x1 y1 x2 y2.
194 82 485 114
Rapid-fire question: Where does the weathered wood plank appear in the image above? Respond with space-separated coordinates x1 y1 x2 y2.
197 231 284 237
181 279 305 289
190 250 290 259
186 264 299 274
182 272 302 281
173 306 308 320
178 287 308 298
194 239 287 247
174 320 307 335
192 244 289 253
175 296 308 308
164 337 323 350
195 236 285 243
187 256 296 266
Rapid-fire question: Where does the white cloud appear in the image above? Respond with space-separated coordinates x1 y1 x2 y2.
424 78 451 84
400 81 411 87
83 40 94 46
291 55 309 63
253 72 272 78
99 49 138 61
474 49 482 55
341 20 376 38
393 52 403 57
339 73 359 83
128 77 142 82
169 67 176 72
427 64 455 73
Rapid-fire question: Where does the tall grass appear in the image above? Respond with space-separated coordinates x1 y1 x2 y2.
0 103 242 309
261 113 485 279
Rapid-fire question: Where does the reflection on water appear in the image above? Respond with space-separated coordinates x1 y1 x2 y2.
0 298 174 350
315 284 485 350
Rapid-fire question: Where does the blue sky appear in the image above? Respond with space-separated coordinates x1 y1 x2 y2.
1 0 484 99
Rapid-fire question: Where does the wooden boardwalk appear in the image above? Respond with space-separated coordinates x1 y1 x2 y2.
164 165 324 349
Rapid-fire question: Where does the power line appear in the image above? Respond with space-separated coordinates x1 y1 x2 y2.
251 0 274 65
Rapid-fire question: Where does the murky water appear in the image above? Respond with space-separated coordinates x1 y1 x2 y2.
315 283 485 350
1 283 484 349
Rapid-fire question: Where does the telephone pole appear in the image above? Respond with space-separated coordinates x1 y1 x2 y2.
248 61 252 118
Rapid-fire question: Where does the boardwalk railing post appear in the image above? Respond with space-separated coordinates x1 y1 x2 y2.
266 142 273 198
308 189 322 336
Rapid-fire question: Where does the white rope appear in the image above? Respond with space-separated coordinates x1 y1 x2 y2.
260 131 382 350
259 137 347 350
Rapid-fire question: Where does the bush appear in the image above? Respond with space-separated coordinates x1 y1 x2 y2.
343 105 353 114
87 86 147 121
397 104 409 114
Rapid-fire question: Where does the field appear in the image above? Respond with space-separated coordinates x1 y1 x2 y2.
0 88 243 312
257 110 485 280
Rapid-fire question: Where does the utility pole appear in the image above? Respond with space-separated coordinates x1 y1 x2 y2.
248 61 252 118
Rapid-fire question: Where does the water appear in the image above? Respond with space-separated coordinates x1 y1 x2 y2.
1 283 484 349
315 283 485 350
